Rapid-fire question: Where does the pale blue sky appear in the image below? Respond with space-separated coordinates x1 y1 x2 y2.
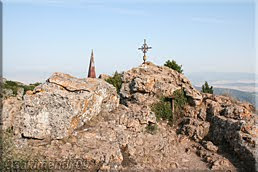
3 0 256 83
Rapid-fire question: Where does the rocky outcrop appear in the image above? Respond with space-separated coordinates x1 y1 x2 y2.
1 63 257 171
120 62 202 106
1 97 23 135
9 105 231 171
205 96 258 171
119 62 257 171
180 94 258 171
98 74 111 80
21 72 119 139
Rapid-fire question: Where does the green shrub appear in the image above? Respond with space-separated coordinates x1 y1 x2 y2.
173 89 188 124
145 123 158 134
201 81 213 94
23 82 41 93
3 81 41 96
151 89 188 125
164 60 183 74
173 89 188 109
3 81 19 95
151 97 172 122
105 71 123 93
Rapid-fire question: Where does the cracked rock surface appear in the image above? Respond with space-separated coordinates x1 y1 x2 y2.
21 72 119 139
1 63 257 171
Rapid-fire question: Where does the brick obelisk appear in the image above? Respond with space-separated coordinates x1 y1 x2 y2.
88 50 96 78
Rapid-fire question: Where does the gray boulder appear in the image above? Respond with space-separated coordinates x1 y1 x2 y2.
21 72 119 139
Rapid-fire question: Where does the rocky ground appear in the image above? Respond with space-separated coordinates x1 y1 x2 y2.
1 62 257 171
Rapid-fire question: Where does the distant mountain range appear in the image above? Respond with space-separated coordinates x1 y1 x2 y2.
186 72 257 84
187 72 257 108
195 86 256 108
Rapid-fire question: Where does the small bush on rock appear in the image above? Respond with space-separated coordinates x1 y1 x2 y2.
173 89 188 110
3 81 41 96
145 123 158 134
201 81 213 94
164 60 183 74
105 71 123 94
151 89 188 125
3 81 19 95
173 89 188 124
151 97 172 122
23 82 41 93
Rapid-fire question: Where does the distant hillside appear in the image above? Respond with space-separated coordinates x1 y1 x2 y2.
187 72 256 83
187 72 257 93
195 86 256 108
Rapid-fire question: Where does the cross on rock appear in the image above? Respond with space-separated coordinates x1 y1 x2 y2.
138 39 152 64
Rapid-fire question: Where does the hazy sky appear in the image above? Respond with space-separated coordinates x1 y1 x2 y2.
3 0 256 83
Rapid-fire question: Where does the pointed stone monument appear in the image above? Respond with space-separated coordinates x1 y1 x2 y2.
88 50 96 78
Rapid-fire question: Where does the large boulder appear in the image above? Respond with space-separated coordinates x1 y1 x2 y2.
120 62 202 106
21 72 119 139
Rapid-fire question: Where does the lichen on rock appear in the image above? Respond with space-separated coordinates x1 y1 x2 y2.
120 62 202 106
21 72 119 139
1 63 257 171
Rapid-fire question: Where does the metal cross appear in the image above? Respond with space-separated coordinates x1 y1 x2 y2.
138 39 152 63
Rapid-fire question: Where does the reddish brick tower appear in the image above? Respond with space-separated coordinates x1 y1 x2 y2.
88 50 96 78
